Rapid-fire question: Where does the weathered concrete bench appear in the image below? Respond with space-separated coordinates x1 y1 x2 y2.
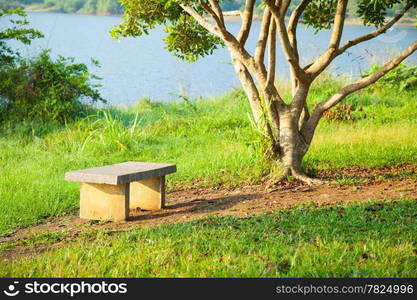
65 162 176 221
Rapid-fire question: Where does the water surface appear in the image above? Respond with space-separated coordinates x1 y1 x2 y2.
4 12 417 104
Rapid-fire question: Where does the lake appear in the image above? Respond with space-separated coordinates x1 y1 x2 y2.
4 12 417 105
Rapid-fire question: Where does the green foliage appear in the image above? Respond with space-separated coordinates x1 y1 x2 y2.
0 0 250 13
363 64 417 92
0 1 21 10
111 0 183 37
357 0 417 26
0 50 105 123
0 8 105 124
302 0 338 31
2 0 417 21
112 0 416 62
302 0 417 30
6 0 125 14
0 8 43 64
0 1 43 10
111 0 224 63
163 15 225 62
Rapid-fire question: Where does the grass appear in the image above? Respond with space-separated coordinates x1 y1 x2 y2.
1 199 416 277
0 74 416 277
306 122 417 169
0 77 416 237
0 231 67 252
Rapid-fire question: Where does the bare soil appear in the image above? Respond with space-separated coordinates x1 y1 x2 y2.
1 165 416 261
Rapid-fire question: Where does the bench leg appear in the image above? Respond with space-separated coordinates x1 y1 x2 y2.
129 176 165 211
80 182 129 221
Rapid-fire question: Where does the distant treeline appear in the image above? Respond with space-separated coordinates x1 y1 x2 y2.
0 0 123 15
0 0 416 18
0 0 244 13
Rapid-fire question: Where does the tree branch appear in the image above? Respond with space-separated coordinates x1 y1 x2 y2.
287 0 312 60
254 7 272 66
302 40 417 143
237 0 256 46
208 0 225 27
279 0 292 16
306 0 348 76
181 4 287 108
337 2 413 54
265 0 307 82
298 103 310 130
287 0 312 96
290 82 311 121
199 1 225 29
180 5 222 36
328 0 348 49
181 4 251 66
231 55 277 143
267 18 277 88
324 42 417 110
306 1 412 77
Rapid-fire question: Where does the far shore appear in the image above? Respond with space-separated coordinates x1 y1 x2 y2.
24 6 417 27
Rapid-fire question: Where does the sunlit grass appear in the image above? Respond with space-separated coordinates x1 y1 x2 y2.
1 199 416 277
0 83 416 236
308 122 417 169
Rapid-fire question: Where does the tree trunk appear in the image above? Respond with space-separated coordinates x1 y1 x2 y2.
275 110 320 184
230 56 279 149
231 59 318 184
279 112 304 168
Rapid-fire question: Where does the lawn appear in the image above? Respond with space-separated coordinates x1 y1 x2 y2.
0 77 416 277
0 78 416 236
1 199 416 277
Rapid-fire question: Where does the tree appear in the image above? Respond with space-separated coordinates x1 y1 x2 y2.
112 0 417 184
0 8 43 64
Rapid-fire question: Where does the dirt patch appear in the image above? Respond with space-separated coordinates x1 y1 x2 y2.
316 164 417 180
1 166 416 261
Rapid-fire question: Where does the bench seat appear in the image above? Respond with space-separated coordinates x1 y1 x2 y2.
65 162 176 221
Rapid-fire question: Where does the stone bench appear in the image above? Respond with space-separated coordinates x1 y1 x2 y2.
65 162 176 221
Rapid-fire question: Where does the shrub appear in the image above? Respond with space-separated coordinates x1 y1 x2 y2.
322 103 364 122
363 64 417 92
0 8 105 125
0 50 106 123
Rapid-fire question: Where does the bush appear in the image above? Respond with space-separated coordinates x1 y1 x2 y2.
0 50 106 123
0 8 43 65
363 64 417 92
322 103 364 122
